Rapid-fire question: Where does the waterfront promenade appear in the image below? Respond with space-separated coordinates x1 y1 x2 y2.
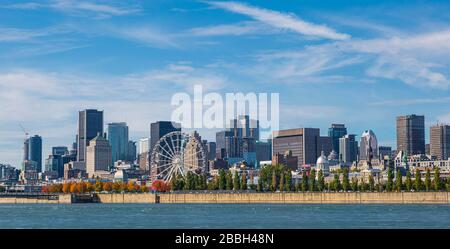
1 192 450 204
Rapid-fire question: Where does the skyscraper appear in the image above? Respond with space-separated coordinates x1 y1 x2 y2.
339 134 358 163
396 114 425 155
108 122 129 165
52 146 68 156
86 133 112 177
77 109 104 163
359 130 378 161
328 124 347 154
430 124 450 160
272 128 332 168
150 121 181 153
28 135 42 172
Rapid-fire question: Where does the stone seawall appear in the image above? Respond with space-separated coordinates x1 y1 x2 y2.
158 192 450 204
1 192 448 204
0 194 72 204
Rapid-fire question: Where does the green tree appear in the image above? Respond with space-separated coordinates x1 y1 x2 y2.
368 175 375 191
414 168 422 191
301 171 308 192
433 168 442 191
342 168 349 191
218 169 226 190
226 171 233 190
233 171 241 191
317 170 324 192
359 179 366 192
405 171 412 192
395 169 403 192
425 168 431 191
294 182 300 192
271 170 277 192
309 169 316 191
279 172 285 192
351 177 358 192
386 167 394 192
241 171 247 190
257 178 263 192
332 173 341 191
285 171 292 191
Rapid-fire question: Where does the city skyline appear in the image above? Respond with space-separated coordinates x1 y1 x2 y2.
1 0 450 167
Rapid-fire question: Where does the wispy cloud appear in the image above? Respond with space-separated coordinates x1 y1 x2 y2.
370 96 450 106
188 21 276 36
4 0 141 18
0 26 71 42
106 25 178 48
207 1 350 40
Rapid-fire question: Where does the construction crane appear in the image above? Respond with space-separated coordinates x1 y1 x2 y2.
19 124 29 138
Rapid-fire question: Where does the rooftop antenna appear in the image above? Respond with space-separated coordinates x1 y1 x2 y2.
19 124 29 139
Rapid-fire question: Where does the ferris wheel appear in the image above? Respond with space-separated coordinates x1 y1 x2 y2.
150 131 207 182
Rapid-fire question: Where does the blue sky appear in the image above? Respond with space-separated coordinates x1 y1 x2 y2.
1 0 450 167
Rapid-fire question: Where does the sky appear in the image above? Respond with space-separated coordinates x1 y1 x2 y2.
1 0 450 168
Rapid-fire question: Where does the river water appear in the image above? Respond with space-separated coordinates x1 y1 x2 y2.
0 204 449 229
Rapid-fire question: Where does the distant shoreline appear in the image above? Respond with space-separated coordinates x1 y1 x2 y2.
0 192 449 204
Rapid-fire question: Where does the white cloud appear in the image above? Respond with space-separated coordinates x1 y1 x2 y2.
4 0 141 18
107 26 178 48
188 21 275 36
207 1 350 40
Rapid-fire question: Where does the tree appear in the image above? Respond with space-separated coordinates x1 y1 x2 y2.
226 171 233 190
317 170 324 192
86 182 94 192
151 180 169 192
395 169 402 192
433 168 442 191
333 174 341 191
414 169 422 191
69 182 77 193
359 178 366 192
279 172 285 192
134 184 141 192
127 182 135 192
271 170 277 192
141 185 149 193
351 177 358 192
386 167 394 192
309 169 316 191
405 171 412 192
218 169 226 190
240 171 247 190
103 182 112 192
285 171 292 191
342 168 349 192
62 183 70 193
257 178 263 192
425 168 431 191
94 181 103 192
233 171 241 191
112 181 122 193
368 175 375 191
294 182 300 192
301 171 308 192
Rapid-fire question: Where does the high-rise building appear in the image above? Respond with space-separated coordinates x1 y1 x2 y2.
328 124 347 154
108 122 129 165
45 154 64 178
359 130 378 161
86 133 112 177
378 146 392 160
139 138 150 155
206 142 216 161
430 124 450 160
272 128 332 168
215 115 259 164
23 138 29 161
339 134 358 163
396 114 425 155
52 146 68 156
28 135 42 172
77 109 104 163
150 121 181 153
256 139 272 166
127 141 137 162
